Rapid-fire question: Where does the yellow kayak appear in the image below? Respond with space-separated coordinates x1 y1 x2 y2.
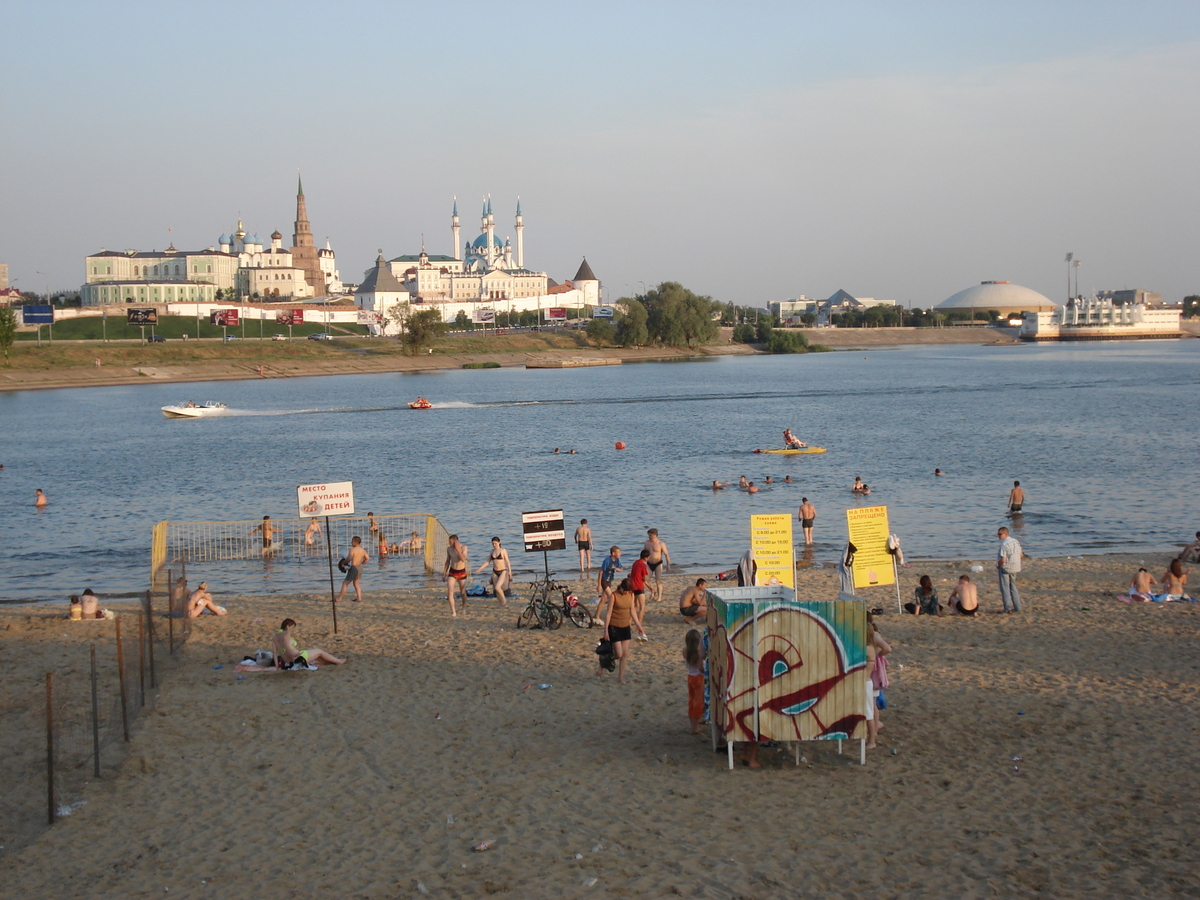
756 446 827 455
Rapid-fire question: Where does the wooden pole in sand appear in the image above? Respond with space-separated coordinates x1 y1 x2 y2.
167 568 175 656
325 515 338 635
137 609 146 710
46 672 55 825
90 644 101 778
115 617 130 742
145 590 156 689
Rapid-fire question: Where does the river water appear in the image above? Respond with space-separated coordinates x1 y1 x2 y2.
1 341 1196 603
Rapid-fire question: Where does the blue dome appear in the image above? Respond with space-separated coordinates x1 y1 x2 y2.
471 233 502 250
219 234 229 244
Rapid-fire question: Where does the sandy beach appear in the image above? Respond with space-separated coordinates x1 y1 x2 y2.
2 552 1197 898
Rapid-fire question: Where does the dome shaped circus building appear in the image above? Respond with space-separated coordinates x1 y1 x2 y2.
936 281 1055 316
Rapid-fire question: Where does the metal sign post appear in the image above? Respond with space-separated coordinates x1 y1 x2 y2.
297 481 357 634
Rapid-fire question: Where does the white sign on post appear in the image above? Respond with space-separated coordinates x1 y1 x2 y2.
297 482 356 517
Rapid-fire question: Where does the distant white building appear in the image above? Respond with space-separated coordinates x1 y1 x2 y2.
80 181 341 305
356 196 600 333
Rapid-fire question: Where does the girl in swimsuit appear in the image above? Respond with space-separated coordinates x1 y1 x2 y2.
1161 559 1190 600
475 536 512 607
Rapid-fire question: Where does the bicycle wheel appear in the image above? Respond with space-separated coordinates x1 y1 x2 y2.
565 600 593 628
537 602 563 630
517 605 537 629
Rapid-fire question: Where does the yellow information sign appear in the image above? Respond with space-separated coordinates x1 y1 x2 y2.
845 505 894 589
750 514 795 588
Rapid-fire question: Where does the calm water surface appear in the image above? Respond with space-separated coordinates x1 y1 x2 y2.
1 341 1196 603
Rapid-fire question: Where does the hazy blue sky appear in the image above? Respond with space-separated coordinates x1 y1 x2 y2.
3 1 1198 306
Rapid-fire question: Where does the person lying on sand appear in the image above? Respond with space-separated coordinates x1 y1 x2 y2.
272 619 345 667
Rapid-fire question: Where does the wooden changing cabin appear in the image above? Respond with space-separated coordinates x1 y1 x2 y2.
706 585 870 768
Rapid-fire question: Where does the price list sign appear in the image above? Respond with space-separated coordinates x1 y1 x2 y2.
522 509 566 552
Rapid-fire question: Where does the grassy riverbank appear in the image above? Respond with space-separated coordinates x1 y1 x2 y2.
0 325 1026 392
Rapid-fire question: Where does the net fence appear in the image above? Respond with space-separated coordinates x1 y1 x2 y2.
152 513 449 596
0 594 185 858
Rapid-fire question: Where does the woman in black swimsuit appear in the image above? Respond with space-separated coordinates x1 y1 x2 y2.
475 536 512 607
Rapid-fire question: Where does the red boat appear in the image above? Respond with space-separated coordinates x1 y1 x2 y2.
408 397 433 409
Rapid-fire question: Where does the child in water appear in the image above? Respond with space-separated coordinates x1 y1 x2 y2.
683 629 706 734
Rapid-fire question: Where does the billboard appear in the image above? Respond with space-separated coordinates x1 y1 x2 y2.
521 509 566 552
211 309 240 326
22 305 54 325
276 309 304 325
472 308 496 324
592 305 615 318
126 308 157 325
357 310 380 325
546 307 567 321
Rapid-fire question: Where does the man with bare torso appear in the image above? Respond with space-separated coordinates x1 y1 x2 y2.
947 575 978 616
1129 567 1158 602
1008 481 1025 514
250 515 277 552
575 518 593 577
336 536 369 603
798 497 816 545
679 578 708 625
444 534 469 617
643 528 671 603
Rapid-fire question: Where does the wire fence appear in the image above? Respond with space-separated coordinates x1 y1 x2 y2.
151 513 450 596
0 592 185 858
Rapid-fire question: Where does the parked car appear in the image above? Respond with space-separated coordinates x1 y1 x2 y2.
271 333 289 341
149 334 167 343
307 332 333 341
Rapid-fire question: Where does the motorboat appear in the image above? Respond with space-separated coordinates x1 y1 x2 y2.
162 401 229 419
408 397 433 409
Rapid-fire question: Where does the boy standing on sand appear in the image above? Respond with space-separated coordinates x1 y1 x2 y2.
336 536 369 603
643 528 671 602
596 545 622 624
629 550 651 640
575 519 593 577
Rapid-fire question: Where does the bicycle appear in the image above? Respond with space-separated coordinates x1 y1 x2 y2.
516 572 594 629
516 573 562 630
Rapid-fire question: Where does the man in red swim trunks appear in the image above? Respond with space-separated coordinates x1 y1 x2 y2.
444 534 470 617
629 549 651 641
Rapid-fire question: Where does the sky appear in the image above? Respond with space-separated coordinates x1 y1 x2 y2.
2 1 1199 307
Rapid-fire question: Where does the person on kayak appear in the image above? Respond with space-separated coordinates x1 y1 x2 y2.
783 428 806 449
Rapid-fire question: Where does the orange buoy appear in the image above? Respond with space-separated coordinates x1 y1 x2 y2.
615 441 626 450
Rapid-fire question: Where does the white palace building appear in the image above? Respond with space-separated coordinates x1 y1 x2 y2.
355 197 600 335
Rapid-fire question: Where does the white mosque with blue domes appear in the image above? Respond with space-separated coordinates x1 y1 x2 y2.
354 196 600 333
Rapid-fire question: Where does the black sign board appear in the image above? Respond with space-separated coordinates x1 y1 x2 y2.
521 508 566 552
127 308 158 324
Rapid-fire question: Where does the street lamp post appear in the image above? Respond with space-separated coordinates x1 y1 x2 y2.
1073 259 1081 300
1065 252 1073 301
